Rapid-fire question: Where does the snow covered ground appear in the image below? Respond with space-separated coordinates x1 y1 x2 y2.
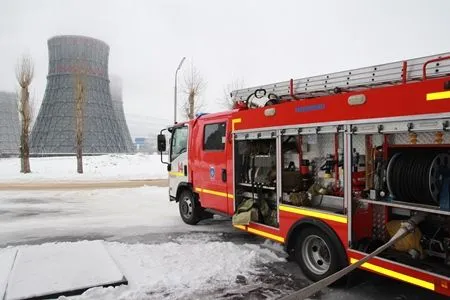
0 186 233 245
0 154 167 182
1 239 285 300
0 187 445 299
4 241 126 300
0 186 290 300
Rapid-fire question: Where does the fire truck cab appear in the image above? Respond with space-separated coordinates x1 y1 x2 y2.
159 53 450 297
160 111 234 223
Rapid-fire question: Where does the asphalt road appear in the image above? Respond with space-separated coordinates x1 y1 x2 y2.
0 179 168 190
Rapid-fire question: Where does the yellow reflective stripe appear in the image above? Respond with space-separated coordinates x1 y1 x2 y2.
232 118 242 131
169 171 185 177
279 205 347 224
350 258 435 291
233 225 285 243
202 188 228 198
233 225 246 230
426 91 450 101
195 187 233 199
247 227 285 243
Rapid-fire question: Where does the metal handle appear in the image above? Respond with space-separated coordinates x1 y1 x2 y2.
222 169 227 182
422 55 450 80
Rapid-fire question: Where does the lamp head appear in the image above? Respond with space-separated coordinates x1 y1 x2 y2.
177 57 186 71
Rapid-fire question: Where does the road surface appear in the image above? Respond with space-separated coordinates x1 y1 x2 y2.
0 179 168 190
0 187 446 300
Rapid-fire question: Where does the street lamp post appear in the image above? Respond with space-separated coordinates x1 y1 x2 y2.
174 57 186 124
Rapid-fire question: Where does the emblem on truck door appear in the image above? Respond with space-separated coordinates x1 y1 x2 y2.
210 166 215 179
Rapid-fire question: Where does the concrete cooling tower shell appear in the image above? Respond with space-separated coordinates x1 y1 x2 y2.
109 75 135 153
31 35 129 154
0 92 20 156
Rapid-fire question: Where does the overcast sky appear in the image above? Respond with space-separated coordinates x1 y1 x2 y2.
1 0 450 137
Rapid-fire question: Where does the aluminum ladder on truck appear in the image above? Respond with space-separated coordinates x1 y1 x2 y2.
231 53 450 102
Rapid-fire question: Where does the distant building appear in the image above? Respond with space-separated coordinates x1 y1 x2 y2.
0 91 20 156
30 35 131 154
134 136 158 153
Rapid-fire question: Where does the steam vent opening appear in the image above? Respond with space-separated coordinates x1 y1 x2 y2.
30 35 133 154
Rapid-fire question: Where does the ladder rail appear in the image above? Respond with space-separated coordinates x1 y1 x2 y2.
232 52 450 102
423 55 450 80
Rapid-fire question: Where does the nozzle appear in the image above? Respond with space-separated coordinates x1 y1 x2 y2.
390 212 427 241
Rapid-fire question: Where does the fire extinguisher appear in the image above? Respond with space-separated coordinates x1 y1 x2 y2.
300 159 310 175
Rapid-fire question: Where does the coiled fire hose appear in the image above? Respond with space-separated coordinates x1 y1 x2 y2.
279 213 426 300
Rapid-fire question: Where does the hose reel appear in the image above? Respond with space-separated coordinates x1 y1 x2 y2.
386 152 450 205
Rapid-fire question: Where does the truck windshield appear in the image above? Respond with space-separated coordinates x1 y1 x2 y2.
170 126 188 161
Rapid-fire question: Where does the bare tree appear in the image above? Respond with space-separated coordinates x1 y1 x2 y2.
74 68 86 174
16 54 34 173
220 79 245 109
182 62 206 120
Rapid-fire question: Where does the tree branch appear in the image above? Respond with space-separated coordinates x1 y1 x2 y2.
182 61 206 120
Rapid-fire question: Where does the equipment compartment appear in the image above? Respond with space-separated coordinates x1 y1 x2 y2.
351 129 450 278
233 138 279 228
280 132 345 214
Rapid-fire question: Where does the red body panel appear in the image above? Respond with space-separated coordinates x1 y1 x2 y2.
232 78 450 131
279 210 348 246
188 112 234 214
181 74 450 297
352 205 374 241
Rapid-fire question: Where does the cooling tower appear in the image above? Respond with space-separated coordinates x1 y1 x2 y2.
109 75 135 153
0 92 20 156
30 35 128 154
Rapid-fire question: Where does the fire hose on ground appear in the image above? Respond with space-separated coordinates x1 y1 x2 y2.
279 213 427 300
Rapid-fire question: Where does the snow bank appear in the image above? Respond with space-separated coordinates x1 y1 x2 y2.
5 241 125 300
1 239 284 300
0 154 167 182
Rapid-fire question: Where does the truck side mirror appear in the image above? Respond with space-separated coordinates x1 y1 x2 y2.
157 134 166 152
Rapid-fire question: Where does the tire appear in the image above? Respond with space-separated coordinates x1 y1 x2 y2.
178 190 201 225
294 227 347 282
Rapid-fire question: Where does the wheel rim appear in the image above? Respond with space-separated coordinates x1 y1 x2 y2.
429 153 450 203
180 196 193 219
301 235 331 275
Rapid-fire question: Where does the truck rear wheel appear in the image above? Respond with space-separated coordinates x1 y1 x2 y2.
294 227 347 282
179 189 201 225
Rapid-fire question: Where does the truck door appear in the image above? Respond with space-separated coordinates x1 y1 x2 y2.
195 121 229 214
168 125 188 199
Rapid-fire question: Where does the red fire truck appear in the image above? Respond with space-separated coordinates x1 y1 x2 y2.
158 53 450 296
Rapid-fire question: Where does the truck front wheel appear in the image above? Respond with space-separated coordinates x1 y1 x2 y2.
294 227 347 282
178 190 201 225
